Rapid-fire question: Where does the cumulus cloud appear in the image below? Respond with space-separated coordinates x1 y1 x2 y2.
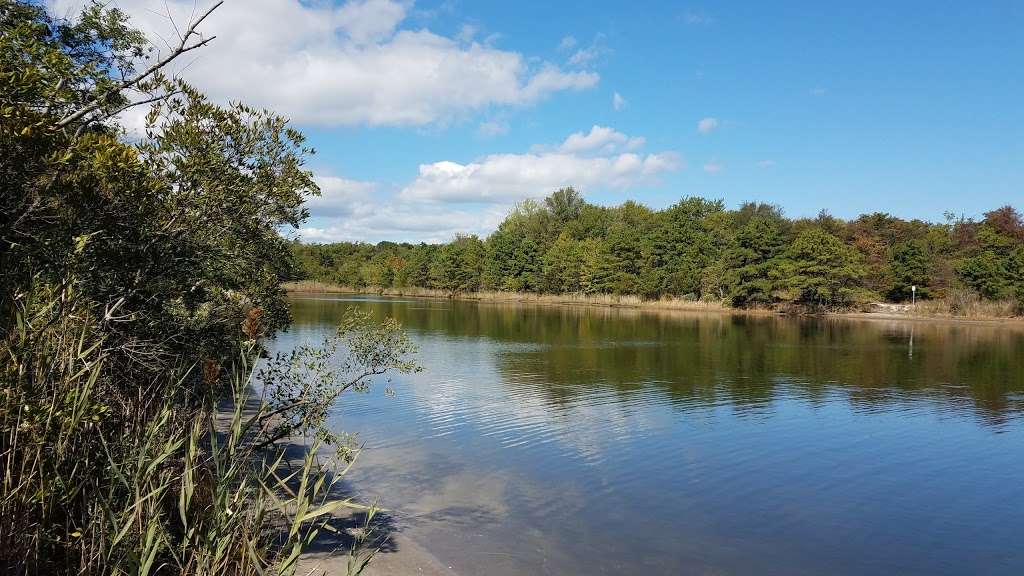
697 117 719 134
336 0 408 45
304 175 378 217
612 92 627 110
46 0 598 127
298 126 678 241
398 127 679 204
299 200 508 243
557 125 644 154
703 160 722 173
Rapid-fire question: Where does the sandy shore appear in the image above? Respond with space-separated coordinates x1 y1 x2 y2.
833 311 1024 329
297 530 455 576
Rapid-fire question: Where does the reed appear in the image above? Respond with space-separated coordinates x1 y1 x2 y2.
0 285 392 575
282 281 729 312
908 289 1020 319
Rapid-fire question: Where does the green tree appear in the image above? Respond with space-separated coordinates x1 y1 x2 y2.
398 244 436 288
544 186 586 225
644 197 725 298
956 209 1024 300
886 239 932 301
432 235 485 292
778 228 867 309
724 217 787 306
482 205 545 291
956 230 1023 299
541 233 587 293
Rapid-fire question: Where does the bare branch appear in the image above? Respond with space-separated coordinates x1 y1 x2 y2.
55 1 224 130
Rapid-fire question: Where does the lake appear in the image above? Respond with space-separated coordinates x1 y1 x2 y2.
275 295 1024 575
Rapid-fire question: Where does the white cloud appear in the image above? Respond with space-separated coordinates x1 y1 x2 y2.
565 35 608 67
810 87 828 96
299 171 513 243
305 175 378 217
47 0 599 127
568 46 600 66
398 127 679 204
612 92 627 110
757 160 777 168
558 35 578 50
477 119 510 137
703 160 722 173
557 125 644 154
336 0 408 45
455 23 478 44
697 117 719 134
299 127 679 241
300 201 508 243
518 64 599 101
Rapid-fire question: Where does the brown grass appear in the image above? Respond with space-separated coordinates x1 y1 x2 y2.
282 281 730 312
906 298 1019 320
284 281 1023 323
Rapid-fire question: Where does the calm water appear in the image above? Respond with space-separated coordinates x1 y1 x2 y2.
275 295 1024 575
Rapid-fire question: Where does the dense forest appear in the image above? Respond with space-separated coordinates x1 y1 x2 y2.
292 188 1024 312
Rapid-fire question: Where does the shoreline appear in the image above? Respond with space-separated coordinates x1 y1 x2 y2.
222 385 456 576
283 282 1024 329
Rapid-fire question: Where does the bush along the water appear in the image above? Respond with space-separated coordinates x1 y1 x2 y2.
1 2 416 574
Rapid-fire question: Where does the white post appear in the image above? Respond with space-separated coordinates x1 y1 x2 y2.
911 285 916 306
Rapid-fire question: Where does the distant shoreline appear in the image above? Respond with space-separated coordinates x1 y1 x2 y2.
283 281 1024 328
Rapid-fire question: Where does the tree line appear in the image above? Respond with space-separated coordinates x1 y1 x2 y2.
292 188 1024 311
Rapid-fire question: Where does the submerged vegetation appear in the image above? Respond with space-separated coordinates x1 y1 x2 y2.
291 188 1024 315
1 2 415 574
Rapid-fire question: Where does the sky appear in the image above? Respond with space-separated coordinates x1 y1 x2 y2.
47 0 1024 243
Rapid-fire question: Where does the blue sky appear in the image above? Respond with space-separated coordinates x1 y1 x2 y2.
51 0 1024 242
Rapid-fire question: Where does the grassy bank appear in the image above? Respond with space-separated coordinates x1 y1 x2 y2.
283 281 733 312
284 281 1023 324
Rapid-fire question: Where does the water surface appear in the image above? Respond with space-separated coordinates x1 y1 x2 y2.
274 295 1024 575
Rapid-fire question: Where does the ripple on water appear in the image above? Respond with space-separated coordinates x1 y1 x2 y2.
281 295 1024 576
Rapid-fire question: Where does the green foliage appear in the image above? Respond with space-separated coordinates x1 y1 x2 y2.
957 223 1024 300
258 308 420 450
1 2 416 574
544 186 585 224
776 228 867 309
643 197 726 298
724 217 787 306
431 235 485 292
541 233 588 293
484 221 542 291
886 239 932 301
291 191 1023 314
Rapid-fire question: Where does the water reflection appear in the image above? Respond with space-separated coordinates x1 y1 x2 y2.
279 295 1024 576
291 297 1024 427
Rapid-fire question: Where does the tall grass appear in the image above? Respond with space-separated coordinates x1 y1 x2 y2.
283 281 729 312
285 281 1024 320
0 283 390 575
909 288 1020 319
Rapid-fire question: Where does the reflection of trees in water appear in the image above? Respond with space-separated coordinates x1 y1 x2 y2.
290 297 1024 426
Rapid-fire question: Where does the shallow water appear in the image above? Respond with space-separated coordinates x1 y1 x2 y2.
274 295 1024 575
